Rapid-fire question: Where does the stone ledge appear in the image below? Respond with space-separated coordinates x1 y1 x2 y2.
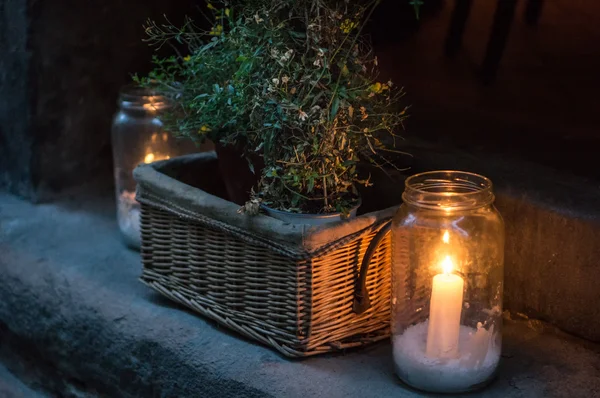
1 191 600 397
0 362 46 398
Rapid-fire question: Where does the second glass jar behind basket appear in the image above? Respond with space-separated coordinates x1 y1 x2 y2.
111 86 195 249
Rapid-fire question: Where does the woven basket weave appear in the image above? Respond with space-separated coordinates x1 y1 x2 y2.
134 152 396 357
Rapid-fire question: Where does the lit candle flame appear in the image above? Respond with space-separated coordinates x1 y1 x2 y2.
144 153 155 164
442 230 450 244
442 255 453 275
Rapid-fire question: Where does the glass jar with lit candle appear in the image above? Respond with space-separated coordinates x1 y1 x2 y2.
111 85 194 249
391 171 504 393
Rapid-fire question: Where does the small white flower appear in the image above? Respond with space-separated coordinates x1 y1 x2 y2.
272 78 280 86
298 110 308 121
313 58 322 67
282 76 290 84
254 14 264 23
387 80 394 88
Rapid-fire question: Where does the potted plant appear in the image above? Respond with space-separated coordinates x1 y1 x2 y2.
132 0 411 356
136 0 408 222
241 0 409 223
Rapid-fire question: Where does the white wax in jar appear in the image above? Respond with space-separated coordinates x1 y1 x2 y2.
393 321 501 393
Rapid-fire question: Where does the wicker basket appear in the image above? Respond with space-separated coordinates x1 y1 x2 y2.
134 152 396 357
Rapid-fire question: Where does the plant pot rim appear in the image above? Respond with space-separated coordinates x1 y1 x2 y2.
261 203 360 217
260 202 361 225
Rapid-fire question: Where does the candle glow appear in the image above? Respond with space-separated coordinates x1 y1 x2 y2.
144 153 155 163
443 230 450 244
143 152 170 164
442 255 453 275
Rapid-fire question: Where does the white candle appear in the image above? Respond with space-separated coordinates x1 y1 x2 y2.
426 256 464 358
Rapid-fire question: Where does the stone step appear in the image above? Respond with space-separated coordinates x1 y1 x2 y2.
1 190 600 397
0 362 47 398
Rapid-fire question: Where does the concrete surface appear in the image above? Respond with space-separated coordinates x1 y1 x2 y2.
0 362 47 398
1 191 600 397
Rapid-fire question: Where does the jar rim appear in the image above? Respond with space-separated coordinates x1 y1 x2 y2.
403 170 494 210
118 85 169 111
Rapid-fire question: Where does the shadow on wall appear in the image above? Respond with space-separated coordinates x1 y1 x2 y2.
369 0 600 180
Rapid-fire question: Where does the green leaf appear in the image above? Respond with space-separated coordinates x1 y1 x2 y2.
291 195 300 207
307 177 315 193
330 95 340 121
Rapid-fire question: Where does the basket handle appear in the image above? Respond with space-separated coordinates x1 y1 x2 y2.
353 220 392 315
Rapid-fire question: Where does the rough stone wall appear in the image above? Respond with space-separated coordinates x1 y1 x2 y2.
499 192 600 342
1 0 197 201
0 0 33 198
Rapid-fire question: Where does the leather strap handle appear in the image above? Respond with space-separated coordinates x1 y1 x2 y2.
353 220 392 315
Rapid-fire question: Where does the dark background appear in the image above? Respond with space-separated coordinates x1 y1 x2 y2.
371 0 600 180
1 0 599 199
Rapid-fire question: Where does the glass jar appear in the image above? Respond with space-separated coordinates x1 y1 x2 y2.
391 171 504 393
111 86 194 249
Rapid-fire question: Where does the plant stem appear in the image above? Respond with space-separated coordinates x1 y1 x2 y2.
326 0 381 113
322 165 328 207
